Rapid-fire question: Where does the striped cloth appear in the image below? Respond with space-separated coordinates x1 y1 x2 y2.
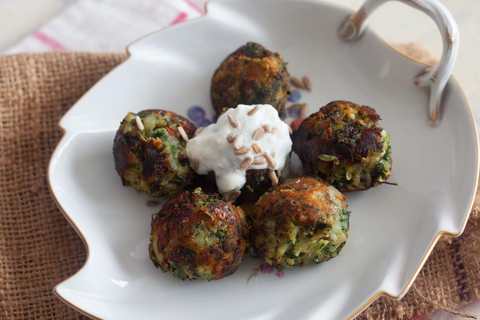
7 0 205 53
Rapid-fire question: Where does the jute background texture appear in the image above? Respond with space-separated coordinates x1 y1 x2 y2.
0 52 479 319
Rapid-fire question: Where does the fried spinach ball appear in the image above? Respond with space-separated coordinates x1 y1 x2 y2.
211 42 290 118
252 177 349 267
149 188 248 280
292 101 392 191
113 109 196 197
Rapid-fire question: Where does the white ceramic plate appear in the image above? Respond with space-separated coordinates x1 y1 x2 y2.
48 0 479 319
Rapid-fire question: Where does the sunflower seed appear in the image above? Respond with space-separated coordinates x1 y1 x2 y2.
234 146 250 155
252 127 265 140
269 170 279 186
240 157 253 170
226 134 237 144
264 153 277 169
253 157 266 165
247 106 259 116
190 158 199 171
290 76 304 89
227 114 239 128
135 116 144 131
251 143 263 154
302 76 312 91
177 126 189 142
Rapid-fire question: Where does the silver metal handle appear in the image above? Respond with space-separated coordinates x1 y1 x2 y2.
338 0 459 124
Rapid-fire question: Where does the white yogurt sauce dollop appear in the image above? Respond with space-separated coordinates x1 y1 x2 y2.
186 104 292 194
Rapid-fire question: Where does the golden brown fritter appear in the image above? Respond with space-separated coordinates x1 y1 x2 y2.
292 101 392 191
211 42 290 118
149 188 248 280
252 177 349 267
113 109 196 197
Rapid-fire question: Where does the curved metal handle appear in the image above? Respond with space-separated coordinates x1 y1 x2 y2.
338 0 459 124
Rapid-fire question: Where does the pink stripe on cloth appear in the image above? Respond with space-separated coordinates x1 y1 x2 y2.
33 32 65 51
169 11 188 26
183 0 204 14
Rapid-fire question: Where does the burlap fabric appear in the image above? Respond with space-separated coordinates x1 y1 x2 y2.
0 52 478 320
